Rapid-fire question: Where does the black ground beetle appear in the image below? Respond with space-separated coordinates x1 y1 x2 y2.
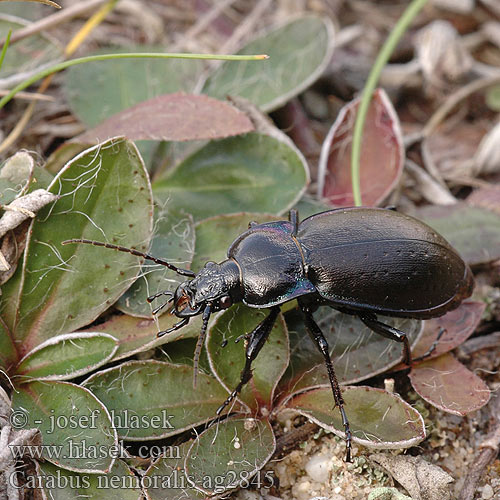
63 207 474 461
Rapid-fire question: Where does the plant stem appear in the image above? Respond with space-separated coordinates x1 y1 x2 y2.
350 0 428 206
0 52 268 110
0 29 12 72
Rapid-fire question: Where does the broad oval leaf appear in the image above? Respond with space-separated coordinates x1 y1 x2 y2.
417 203 500 265
293 196 332 220
282 308 422 394
0 138 153 357
37 459 142 499
153 133 309 221
208 304 289 412
318 88 404 207
83 313 203 362
15 332 118 381
202 15 334 112
44 143 90 175
285 386 425 449
185 417 275 496
76 93 254 144
192 212 280 272
145 441 203 500
408 300 484 362
116 207 195 318
83 360 232 440
11 380 117 473
63 47 203 127
408 353 490 415
0 15 62 81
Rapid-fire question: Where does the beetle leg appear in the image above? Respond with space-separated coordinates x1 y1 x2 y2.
192 304 212 388
300 302 352 462
413 327 446 362
288 209 299 237
216 306 280 416
358 313 412 366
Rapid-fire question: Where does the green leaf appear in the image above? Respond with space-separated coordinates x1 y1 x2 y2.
44 143 89 175
11 380 117 473
192 212 280 272
15 332 118 381
207 304 289 411
293 196 332 220
486 84 500 111
37 460 143 499
116 206 194 318
63 47 203 127
0 15 62 79
202 15 334 112
0 151 33 204
0 151 52 199
285 386 425 449
144 440 204 500
83 360 232 440
82 313 203 362
0 138 153 357
153 133 308 221
185 417 275 495
417 203 500 265
283 309 422 392
157 337 211 374
0 316 16 370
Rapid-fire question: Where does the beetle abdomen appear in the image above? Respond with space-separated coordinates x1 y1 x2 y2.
297 208 473 318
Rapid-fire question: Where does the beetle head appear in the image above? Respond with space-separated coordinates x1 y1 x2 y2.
172 260 241 318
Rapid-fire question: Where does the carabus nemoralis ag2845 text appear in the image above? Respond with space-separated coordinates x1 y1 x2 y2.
64 207 474 461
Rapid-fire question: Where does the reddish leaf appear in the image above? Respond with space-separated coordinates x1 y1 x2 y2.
409 353 490 415
75 93 254 143
395 301 485 368
318 88 404 207
467 186 500 215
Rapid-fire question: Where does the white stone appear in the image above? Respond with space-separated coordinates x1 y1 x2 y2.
305 453 331 483
482 484 494 499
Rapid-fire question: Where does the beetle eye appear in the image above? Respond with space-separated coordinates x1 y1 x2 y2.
220 296 232 309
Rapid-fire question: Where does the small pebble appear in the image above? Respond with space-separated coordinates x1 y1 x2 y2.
305 453 331 483
482 484 494 499
297 480 311 492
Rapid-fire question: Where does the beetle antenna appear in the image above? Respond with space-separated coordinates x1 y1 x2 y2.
147 290 174 303
147 290 174 315
152 297 174 316
62 239 195 277
192 303 212 388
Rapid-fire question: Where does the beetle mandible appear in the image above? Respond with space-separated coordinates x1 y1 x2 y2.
63 207 474 462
